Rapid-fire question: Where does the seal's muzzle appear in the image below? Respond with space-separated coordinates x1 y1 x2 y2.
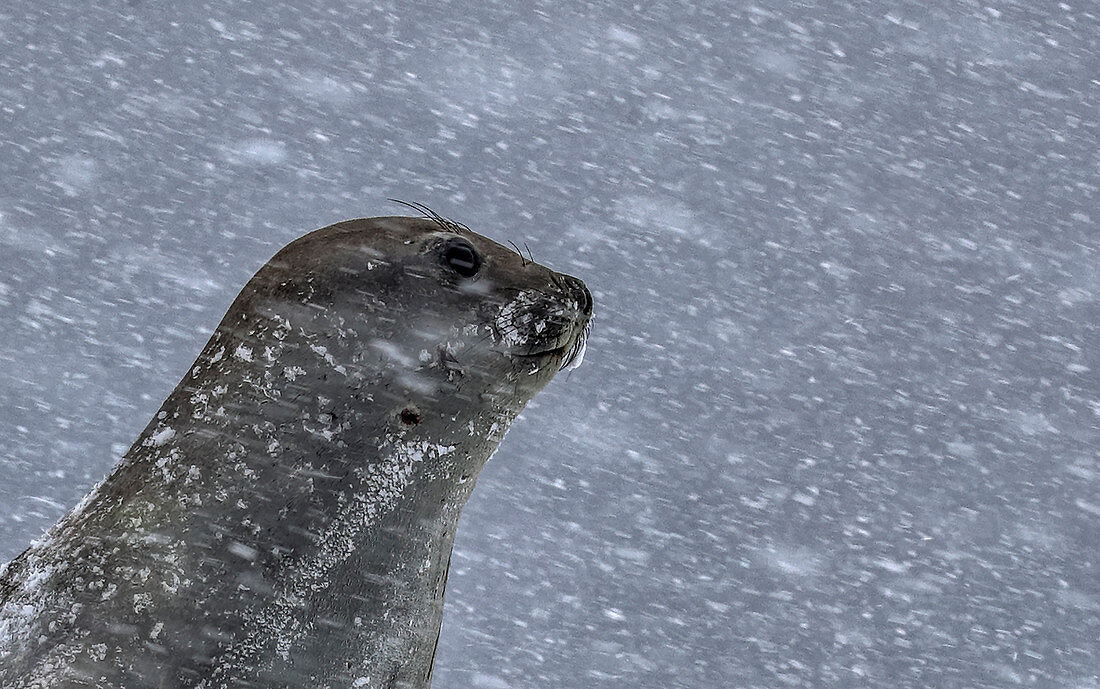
495 272 592 369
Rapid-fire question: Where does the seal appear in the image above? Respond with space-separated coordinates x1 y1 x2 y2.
0 211 592 689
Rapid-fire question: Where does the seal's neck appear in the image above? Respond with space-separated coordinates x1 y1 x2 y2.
78 315 517 686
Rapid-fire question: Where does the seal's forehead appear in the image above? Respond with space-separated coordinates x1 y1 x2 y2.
276 216 447 259
340 216 520 262
270 215 541 278
310 216 479 245
373 216 448 237
321 216 444 241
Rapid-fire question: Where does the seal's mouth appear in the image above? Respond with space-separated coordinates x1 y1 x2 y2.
514 320 590 370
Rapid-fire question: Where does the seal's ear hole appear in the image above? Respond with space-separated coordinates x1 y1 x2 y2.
400 408 421 425
441 240 481 278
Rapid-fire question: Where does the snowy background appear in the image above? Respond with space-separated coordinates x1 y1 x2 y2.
1 1 1098 687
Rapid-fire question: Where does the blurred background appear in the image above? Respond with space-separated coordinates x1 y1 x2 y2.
1 2 1097 687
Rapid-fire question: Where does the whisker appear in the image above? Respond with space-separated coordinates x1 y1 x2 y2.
507 241 530 267
387 199 469 235
560 319 592 371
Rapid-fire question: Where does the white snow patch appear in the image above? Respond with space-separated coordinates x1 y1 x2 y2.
705 600 730 613
222 138 288 166
752 48 802 79
612 546 650 564
397 371 436 395
370 340 416 368
873 557 910 574
471 673 511 689
1074 499 1100 517
756 544 824 577
53 154 98 196
614 194 697 238
228 542 259 561
146 427 175 447
1058 287 1096 306
606 25 643 49
946 441 977 459
791 491 816 506
1010 410 1057 436
288 71 357 106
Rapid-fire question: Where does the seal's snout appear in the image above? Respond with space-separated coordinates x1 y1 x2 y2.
553 273 593 318
494 268 593 370
554 275 591 371
560 274 593 317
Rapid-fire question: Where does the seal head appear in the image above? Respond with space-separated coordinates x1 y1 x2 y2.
0 216 592 688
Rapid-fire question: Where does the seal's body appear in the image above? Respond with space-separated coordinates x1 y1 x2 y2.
0 216 592 689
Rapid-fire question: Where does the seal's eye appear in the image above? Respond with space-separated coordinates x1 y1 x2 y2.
441 241 481 278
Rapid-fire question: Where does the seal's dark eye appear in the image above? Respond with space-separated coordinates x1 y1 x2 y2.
441 241 481 278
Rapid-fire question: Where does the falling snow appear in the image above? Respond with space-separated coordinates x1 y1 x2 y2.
0 2 1098 689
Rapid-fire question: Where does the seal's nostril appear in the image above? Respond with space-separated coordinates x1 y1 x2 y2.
556 274 592 316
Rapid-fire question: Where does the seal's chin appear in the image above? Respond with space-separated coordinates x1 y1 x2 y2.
514 341 569 360
514 331 572 356
512 324 589 371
